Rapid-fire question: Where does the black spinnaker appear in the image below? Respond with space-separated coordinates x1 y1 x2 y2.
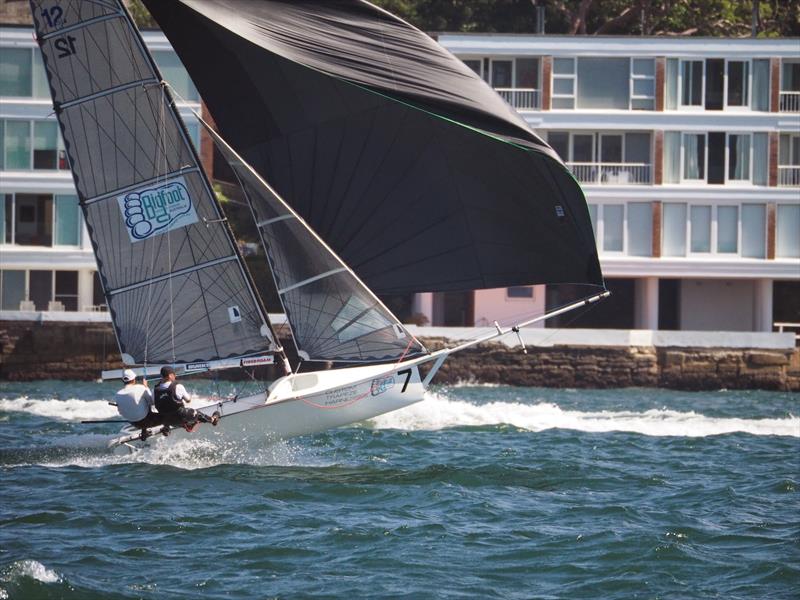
142 0 604 296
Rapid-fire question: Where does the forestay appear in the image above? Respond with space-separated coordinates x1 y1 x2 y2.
29 0 276 365
204 125 426 364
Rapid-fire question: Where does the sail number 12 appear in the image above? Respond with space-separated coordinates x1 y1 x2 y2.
54 35 78 58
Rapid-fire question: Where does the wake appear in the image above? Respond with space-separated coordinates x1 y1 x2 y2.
369 392 800 438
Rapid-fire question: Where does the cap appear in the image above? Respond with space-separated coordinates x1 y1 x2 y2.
160 365 175 378
122 369 137 383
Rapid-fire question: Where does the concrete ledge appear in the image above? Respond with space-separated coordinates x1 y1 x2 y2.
406 326 796 350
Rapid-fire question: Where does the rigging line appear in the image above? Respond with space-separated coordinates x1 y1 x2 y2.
158 83 177 364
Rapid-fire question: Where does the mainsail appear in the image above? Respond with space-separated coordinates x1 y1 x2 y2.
143 0 604 295
29 0 277 365
205 125 426 363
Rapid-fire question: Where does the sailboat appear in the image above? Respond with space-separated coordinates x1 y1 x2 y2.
29 0 607 450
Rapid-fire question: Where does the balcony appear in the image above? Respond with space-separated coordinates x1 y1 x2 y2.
778 165 800 187
779 91 800 112
567 162 652 185
495 88 540 111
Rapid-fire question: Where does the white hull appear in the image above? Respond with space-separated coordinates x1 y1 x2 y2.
111 360 426 452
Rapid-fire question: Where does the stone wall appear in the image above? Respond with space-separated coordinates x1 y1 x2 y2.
1 321 798 391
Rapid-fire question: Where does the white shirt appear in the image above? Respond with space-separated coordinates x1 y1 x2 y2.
114 383 154 422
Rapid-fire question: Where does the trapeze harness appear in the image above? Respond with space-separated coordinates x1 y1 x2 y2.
154 381 183 415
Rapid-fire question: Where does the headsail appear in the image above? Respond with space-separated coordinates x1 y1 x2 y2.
143 0 604 295
29 0 277 366
204 125 426 363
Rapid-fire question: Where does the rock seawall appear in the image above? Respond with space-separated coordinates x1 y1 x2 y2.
1 321 797 391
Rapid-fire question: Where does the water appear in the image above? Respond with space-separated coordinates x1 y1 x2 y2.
1 380 798 599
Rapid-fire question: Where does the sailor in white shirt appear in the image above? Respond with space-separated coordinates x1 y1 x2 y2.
114 369 161 431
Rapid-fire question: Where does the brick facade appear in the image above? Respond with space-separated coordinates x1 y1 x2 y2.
541 56 552 111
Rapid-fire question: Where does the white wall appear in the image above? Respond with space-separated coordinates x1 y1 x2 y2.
473 285 545 327
679 279 757 331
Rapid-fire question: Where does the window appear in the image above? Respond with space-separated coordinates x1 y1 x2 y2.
603 205 623 252
681 60 703 107
631 58 655 110
548 131 568 160
663 132 681 183
727 61 749 107
682 133 705 180
463 59 482 78
516 58 539 89
665 59 679 110
55 271 79 311
753 133 768 186
0 48 32 97
507 286 534 299
1 193 81 247
705 58 724 110
152 50 199 102
717 206 738 253
752 59 770 111
552 58 575 109
728 134 751 181
577 58 629 110
627 202 652 257
1 119 67 171
0 270 25 310
777 205 800 258
662 203 687 256
490 59 512 88
690 205 711 253
741 204 765 258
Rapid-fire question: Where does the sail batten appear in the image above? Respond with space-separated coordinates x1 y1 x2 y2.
30 0 278 366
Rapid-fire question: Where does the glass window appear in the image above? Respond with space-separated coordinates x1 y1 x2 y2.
55 271 79 311
54 195 80 246
33 121 59 170
683 133 705 180
0 48 32 97
665 59 679 110
603 205 623 252
0 195 4 244
577 58 629 110
572 134 593 162
13 194 53 246
707 132 725 184
681 60 703 106
705 59 724 110
491 60 512 88
662 203 687 256
600 135 622 163
185 122 200 152
32 50 49 98
631 58 655 110
752 133 768 186
728 134 750 181
727 61 748 107
548 132 568 161
663 132 681 183
515 58 539 89
30 270 52 311
624 133 650 164
463 59 482 77
507 286 533 299
690 205 711 253
776 205 800 258
752 59 770 111
717 206 738 253
0 270 25 310
0 120 3 170
627 202 652 257
152 50 198 102
741 204 765 258
781 61 800 92
5 121 31 170
552 58 575 109
3 195 11 244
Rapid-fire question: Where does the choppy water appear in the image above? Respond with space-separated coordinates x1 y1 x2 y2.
0 380 798 599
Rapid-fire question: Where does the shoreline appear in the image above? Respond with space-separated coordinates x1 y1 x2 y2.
1 320 797 391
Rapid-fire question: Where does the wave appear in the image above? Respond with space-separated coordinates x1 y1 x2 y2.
368 392 800 438
0 397 118 421
1 560 61 585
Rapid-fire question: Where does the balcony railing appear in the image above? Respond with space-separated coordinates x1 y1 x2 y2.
779 91 800 112
778 165 800 187
566 162 652 185
495 88 540 111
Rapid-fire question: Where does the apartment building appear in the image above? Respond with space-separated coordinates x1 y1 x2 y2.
0 26 208 315
410 34 799 331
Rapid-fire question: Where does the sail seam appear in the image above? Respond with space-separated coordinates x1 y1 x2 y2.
38 12 124 41
278 268 347 295
106 256 238 296
257 214 295 227
82 166 200 206
59 78 159 111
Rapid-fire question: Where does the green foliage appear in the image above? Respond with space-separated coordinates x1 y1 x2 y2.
126 0 157 29
370 0 800 36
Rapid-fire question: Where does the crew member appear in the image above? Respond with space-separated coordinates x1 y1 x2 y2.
114 369 162 438
154 366 219 433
